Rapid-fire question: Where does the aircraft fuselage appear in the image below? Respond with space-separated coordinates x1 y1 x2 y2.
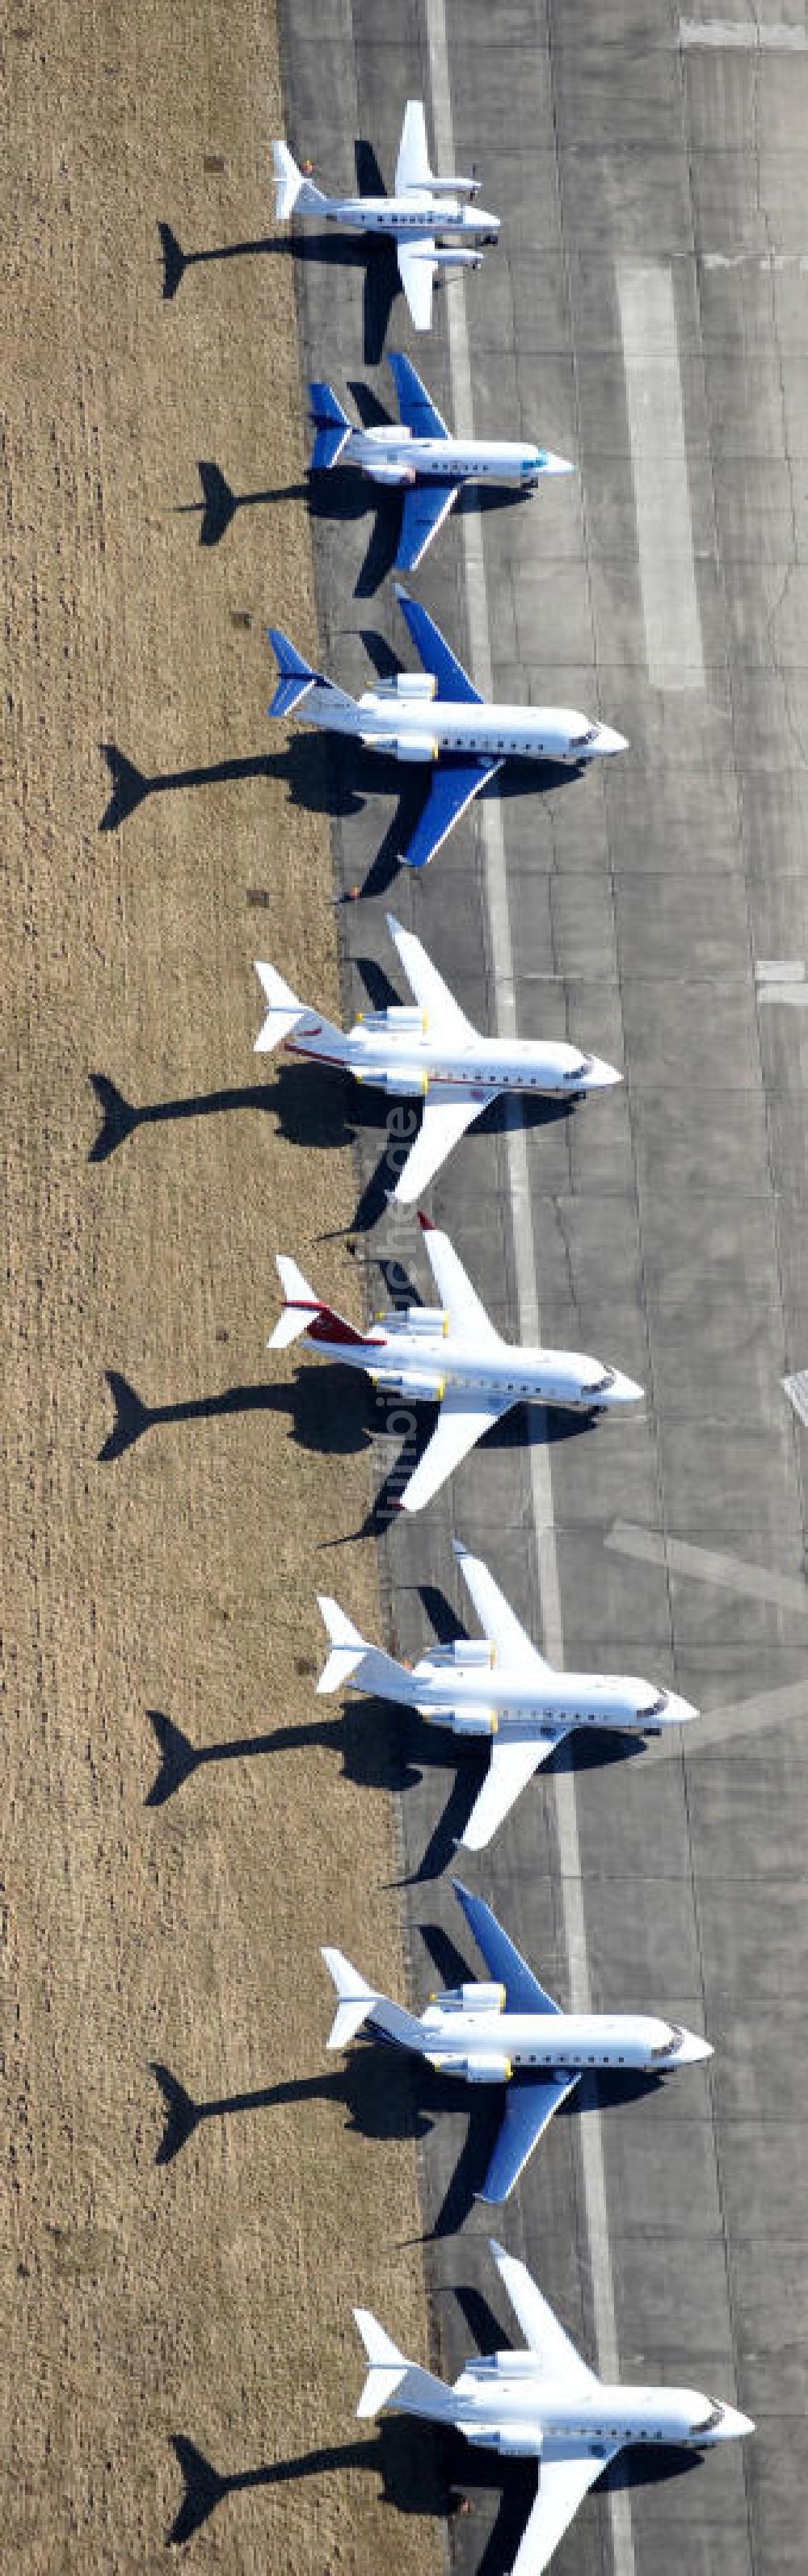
323 191 499 241
446 2368 749 2448
302 1322 641 1413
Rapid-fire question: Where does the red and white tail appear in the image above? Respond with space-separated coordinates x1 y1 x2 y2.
267 1258 381 1353
254 963 345 1059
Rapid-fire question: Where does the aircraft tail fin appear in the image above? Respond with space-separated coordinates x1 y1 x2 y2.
317 1596 410 1699
268 1262 376 1354
322 1947 379 2049
354 2311 455 2423
309 382 352 472
267 628 322 719
271 140 326 221
254 962 346 1059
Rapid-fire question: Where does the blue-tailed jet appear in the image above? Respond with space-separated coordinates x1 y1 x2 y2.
267 587 627 871
267 1217 642 1517
255 912 620 1204
324 1877 710 2203
309 353 573 571
355 2240 753 2575
318 1538 696 1845
272 100 499 330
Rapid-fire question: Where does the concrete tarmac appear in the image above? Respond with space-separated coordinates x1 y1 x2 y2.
276 6 806 2570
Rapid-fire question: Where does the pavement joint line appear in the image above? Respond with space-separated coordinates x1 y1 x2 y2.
617 262 704 694
605 1517 808 1616
424 11 634 2563
679 16 808 47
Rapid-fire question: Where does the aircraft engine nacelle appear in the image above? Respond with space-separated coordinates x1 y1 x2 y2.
356 1005 425 1038
465 2421 543 2458
393 731 440 761
430 1982 506 2016
427 1638 494 1668
452 2051 513 2083
429 173 480 199
373 672 438 700
364 457 417 487
433 245 483 271
377 1306 447 1336
444 1707 498 1737
370 1370 444 1402
360 1064 427 1098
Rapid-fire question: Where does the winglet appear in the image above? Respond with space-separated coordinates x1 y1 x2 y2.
452 1533 468 1560
418 1209 435 1232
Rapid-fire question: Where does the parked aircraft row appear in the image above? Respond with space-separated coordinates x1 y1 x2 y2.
263 87 752 2576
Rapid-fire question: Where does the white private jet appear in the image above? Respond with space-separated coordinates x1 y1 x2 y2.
318 1538 697 1847
254 913 620 1205
267 585 627 871
271 100 499 330
268 1218 642 1517
309 351 574 571
354 2238 753 2576
324 1877 711 2202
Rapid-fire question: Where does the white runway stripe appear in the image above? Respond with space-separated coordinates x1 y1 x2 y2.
617 262 704 692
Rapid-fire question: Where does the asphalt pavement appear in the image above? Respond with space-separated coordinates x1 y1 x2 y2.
276 6 808 2570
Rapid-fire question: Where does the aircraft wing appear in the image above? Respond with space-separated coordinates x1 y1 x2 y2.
403 758 503 870
454 1541 552 1676
397 237 437 332
461 1735 570 1850
510 2452 620 2576
386 915 474 1042
400 1389 514 1516
395 99 431 195
490 2241 598 2386
393 1092 487 1203
418 1215 501 1342
396 480 459 572
395 585 482 702
478 2075 580 2204
451 1880 560 2016
388 351 448 438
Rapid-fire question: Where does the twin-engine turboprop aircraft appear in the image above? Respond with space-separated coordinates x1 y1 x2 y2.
268 1216 642 1517
324 1877 711 2203
272 99 499 330
318 1538 696 1845
354 2238 753 2575
267 585 627 871
254 911 620 1204
309 351 574 571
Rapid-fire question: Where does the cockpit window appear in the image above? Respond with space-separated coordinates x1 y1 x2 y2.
589 1369 615 1393
570 726 599 749
644 1690 668 1718
563 1055 594 1080
651 2023 684 2060
691 2402 723 2435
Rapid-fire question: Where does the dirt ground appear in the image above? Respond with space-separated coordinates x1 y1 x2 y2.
4 4 444 2568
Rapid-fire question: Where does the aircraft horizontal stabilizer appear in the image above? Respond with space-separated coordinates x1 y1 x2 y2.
309 381 352 472
322 1948 379 2049
271 140 326 221
354 2310 410 2417
254 962 305 1051
317 1596 368 1691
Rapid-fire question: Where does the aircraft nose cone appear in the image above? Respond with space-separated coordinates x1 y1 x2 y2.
544 451 575 476
587 1056 623 1089
598 724 629 756
677 2031 713 2065
668 1694 699 1726
725 2406 755 2440
613 1371 643 1403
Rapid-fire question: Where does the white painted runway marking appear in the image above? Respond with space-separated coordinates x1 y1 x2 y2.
617 262 704 692
655 1675 808 1760
755 959 808 1005
605 1517 808 1616
784 1370 808 1429
680 17 808 47
425 15 634 2568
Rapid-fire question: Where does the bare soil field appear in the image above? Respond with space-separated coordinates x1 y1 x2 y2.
4 5 444 2568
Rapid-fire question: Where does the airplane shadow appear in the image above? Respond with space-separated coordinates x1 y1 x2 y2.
158 220 401 363
98 1357 373 1468
175 459 402 595
166 2414 448 2547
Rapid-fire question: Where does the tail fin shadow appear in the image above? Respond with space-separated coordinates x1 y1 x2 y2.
197 460 238 546
145 1709 202 1806
167 2435 228 2544
88 1073 139 1162
153 2063 201 2165
99 1370 151 1462
159 222 186 301
99 743 151 831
